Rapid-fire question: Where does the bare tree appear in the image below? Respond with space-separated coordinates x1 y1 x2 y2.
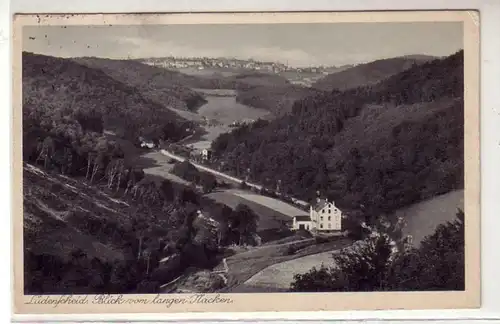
36 136 55 169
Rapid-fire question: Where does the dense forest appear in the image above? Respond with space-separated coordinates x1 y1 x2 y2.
235 84 328 115
23 52 196 142
211 50 464 219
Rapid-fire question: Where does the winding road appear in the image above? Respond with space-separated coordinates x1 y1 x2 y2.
160 149 310 208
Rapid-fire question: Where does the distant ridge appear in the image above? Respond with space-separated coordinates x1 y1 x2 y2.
312 54 437 91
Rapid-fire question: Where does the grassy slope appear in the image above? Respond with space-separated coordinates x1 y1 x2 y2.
243 250 339 291
312 56 435 91
221 237 352 292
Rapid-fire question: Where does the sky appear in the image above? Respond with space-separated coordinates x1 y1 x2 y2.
23 22 463 67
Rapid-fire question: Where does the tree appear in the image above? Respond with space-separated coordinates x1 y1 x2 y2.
200 173 217 193
227 204 259 246
386 209 465 291
36 136 55 169
291 232 394 292
171 161 200 184
106 158 125 190
160 179 175 202
290 210 465 292
216 205 232 245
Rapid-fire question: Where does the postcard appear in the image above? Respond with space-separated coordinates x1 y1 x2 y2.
12 10 480 314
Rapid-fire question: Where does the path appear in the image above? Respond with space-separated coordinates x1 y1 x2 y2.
160 149 310 207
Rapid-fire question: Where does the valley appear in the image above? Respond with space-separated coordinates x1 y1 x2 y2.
22 48 466 295
177 88 271 150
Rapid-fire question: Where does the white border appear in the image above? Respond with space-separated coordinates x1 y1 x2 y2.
4 0 500 322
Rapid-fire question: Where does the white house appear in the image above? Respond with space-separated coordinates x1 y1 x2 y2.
292 197 343 232
202 149 212 161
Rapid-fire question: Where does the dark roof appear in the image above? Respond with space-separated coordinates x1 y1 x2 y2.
294 215 311 222
313 199 329 211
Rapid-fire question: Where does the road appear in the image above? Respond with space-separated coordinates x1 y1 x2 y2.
160 149 262 189
160 149 310 208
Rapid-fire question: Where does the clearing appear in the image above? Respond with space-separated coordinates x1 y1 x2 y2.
221 237 352 292
227 190 309 217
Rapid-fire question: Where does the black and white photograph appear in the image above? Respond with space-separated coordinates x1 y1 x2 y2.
13 11 480 313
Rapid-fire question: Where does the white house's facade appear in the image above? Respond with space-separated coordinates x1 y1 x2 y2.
292 198 343 232
310 198 343 231
202 149 212 161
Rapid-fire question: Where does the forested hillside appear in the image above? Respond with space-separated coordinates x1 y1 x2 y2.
23 52 194 142
73 57 210 112
211 50 464 218
23 160 245 294
235 84 328 115
312 55 435 91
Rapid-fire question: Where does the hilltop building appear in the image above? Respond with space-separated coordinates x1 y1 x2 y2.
292 196 343 232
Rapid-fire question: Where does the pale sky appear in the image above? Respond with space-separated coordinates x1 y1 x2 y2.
23 22 463 67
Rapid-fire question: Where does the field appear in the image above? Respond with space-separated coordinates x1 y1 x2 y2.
229 191 308 217
222 237 352 292
206 191 292 231
244 250 339 290
394 189 464 245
